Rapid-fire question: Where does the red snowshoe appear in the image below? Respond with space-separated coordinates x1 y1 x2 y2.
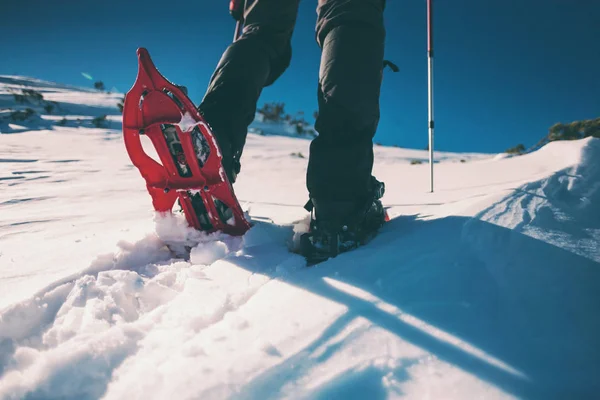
122 48 251 236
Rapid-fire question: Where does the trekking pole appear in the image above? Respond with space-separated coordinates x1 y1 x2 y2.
230 0 246 41
427 0 435 193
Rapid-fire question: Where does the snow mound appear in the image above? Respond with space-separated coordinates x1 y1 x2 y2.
477 137 600 261
0 75 122 134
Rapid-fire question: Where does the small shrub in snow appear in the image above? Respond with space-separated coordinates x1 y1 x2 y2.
57 118 68 126
117 97 125 114
460 159 466 163
94 81 105 91
13 89 44 104
44 103 55 114
535 118 600 149
548 118 600 141
22 89 44 102
505 144 526 155
289 112 315 136
257 102 286 122
295 122 306 135
13 94 27 104
10 108 36 122
410 160 423 165
290 152 305 159
92 115 108 128
258 102 317 137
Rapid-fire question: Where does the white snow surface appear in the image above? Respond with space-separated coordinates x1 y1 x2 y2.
1 76 599 399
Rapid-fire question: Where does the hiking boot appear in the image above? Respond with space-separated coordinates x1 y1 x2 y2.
300 177 387 265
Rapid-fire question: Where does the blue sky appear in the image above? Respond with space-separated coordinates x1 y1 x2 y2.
2 0 598 153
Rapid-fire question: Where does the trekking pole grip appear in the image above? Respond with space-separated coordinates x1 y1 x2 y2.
230 0 246 41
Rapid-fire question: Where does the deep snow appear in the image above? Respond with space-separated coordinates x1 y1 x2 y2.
0 76 599 399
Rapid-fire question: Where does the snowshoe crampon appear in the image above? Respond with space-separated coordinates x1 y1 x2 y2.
122 48 250 235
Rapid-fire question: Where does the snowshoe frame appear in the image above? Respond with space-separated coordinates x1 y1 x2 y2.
122 48 251 236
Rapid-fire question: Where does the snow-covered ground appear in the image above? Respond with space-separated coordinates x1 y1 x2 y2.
0 76 599 399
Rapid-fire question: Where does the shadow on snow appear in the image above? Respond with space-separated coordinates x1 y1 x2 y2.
232 214 600 399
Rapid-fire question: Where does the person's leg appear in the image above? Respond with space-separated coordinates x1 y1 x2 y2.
198 0 301 183
307 0 386 213
300 0 386 263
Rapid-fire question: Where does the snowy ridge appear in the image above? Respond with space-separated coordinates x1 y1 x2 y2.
1 76 599 399
0 76 102 94
0 75 122 135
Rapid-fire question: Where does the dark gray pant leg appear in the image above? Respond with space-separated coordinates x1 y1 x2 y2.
307 0 386 202
199 0 300 181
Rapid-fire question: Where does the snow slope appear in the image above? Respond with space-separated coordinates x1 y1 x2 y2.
0 76 599 399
